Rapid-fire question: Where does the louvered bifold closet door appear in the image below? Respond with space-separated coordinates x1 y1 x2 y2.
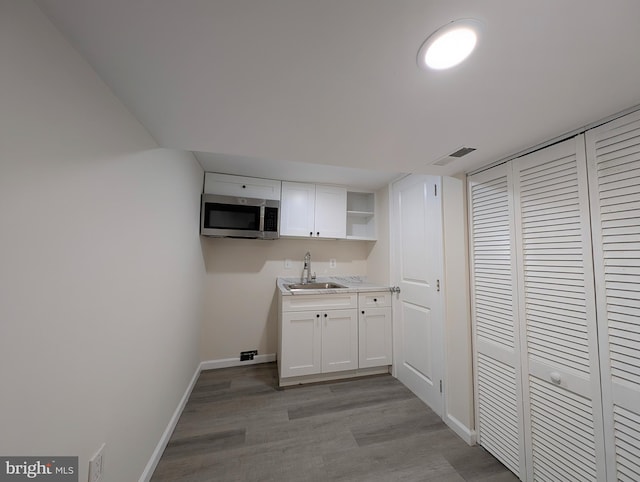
512 136 606 481
586 109 640 482
468 164 526 480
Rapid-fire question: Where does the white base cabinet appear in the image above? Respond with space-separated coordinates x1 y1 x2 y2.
279 293 358 381
358 292 392 368
280 309 358 378
321 309 358 373
280 311 321 377
278 290 392 386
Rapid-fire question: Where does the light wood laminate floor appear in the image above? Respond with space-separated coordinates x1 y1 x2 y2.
151 363 517 481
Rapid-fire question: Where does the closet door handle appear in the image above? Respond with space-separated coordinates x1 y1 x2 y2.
550 372 562 385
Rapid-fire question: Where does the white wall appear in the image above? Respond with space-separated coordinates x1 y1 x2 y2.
0 1 205 481
442 175 475 441
200 238 373 360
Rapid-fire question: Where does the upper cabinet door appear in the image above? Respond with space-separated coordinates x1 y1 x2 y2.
204 172 282 200
314 185 346 238
280 182 347 238
280 182 316 237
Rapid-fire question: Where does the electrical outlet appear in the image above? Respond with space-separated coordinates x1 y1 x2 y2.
88 443 105 482
329 258 337 269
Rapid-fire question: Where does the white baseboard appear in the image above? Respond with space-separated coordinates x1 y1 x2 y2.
445 412 477 446
138 362 202 482
200 353 276 371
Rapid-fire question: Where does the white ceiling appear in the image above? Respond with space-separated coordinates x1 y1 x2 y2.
36 0 640 189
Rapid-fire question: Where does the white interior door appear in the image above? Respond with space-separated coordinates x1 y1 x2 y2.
586 110 640 482
513 136 605 481
391 174 444 416
468 164 526 479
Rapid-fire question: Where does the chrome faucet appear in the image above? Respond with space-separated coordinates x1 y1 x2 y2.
301 251 314 284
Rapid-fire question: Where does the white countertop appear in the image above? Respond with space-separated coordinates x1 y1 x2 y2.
277 276 392 296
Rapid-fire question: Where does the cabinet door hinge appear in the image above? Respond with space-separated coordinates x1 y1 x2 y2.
436 279 440 292
439 380 443 393
434 184 438 197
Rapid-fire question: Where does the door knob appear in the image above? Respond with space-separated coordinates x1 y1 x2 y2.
390 286 401 293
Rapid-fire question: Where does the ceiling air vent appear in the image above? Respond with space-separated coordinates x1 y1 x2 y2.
431 146 477 166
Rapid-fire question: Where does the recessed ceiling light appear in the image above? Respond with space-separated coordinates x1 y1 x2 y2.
417 19 482 71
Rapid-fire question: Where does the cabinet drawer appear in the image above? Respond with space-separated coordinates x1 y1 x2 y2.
358 291 391 308
204 173 282 200
282 293 357 312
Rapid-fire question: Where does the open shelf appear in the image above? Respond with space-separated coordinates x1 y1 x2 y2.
346 192 376 240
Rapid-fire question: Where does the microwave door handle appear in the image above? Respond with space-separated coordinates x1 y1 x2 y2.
259 205 265 233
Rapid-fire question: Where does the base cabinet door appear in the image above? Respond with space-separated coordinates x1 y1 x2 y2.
321 309 358 372
358 307 392 368
280 308 357 377
280 311 321 378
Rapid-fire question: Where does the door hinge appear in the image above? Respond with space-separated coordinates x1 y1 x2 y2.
434 184 438 197
439 380 443 393
436 279 440 292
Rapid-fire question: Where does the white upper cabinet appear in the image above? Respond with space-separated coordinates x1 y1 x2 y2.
204 172 282 200
280 182 346 238
280 182 316 237
314 185 347 238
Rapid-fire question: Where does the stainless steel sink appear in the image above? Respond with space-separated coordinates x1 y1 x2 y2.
285 282 347 291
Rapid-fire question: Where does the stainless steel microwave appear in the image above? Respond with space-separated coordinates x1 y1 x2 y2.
200 194 279 239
